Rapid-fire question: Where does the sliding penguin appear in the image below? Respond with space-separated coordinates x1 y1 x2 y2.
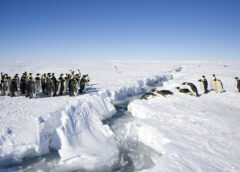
235 77 240 92
210 74 217 90
152 88 173 97
182 82 199 97
215 79 223 93
176 87 192 95
140 92 156 100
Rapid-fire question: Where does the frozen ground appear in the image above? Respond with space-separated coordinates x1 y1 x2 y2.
0 60 240 171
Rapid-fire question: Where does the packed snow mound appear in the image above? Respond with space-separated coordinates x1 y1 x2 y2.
0 61 181 169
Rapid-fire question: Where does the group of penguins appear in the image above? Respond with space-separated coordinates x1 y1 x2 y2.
141 74 240 99
0 69 90 98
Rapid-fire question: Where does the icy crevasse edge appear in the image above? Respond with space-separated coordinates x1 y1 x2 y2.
0 66 182 169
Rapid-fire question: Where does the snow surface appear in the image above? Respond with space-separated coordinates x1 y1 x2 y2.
0 60 240 171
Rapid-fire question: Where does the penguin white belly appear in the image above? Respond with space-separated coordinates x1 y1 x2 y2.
187 85 197 96
200 82 204 94
216 80 223 93
35 80 41 92
210 80 216 90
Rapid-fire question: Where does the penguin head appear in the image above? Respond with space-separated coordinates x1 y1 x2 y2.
198 79 202 82
214 78 217 81
235 77 239 80
181 82 188 85
176 87 180 90
202 75 205 78
37 73 40 76
212 74 215 77
152 88 157 92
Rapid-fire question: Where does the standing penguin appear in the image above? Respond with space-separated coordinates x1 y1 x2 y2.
210 74 217 91
55 78 62 96
79 75 89 93
235 77 240 92
69 77 78 96
14 74 20 88
198 78 208 94
182 82 199 97
202 75 208 93
2 77 11 96
26 77 36 98
10 76 18 97
47 77 55 97
35 73 41 93
20 73 27 94
0 73 3 95
215 79 223 93
41 73 47 94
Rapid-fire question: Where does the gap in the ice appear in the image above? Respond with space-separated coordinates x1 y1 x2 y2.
103 101 162 172
1 77 166 172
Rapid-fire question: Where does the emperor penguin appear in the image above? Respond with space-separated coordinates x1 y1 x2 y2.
7 76 11 96
0 72 2 82
198 78 208 94
2 76 11 96
14 74 20 88
63 76 68 94
182 82 199 97
26 76 36 98
176 87 192 95
152 88 173 97
47 77 55 97
41 73 47 94
235 77 240 92
0 72 3 94
79 75 88 93
26 76 32 97
10 76 18 97
202 75 208 93
210 74 217 90
215 79 223 93
140 92 156 100
55 78 61 96
20 73 27 94
35 73 41 93
69 76 78 96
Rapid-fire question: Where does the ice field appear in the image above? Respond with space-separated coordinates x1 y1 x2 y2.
0 60 240 171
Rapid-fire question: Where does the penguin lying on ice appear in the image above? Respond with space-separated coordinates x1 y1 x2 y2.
152 88 173 97
176 87 192 95
182 82 199 97
140 92 156 100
